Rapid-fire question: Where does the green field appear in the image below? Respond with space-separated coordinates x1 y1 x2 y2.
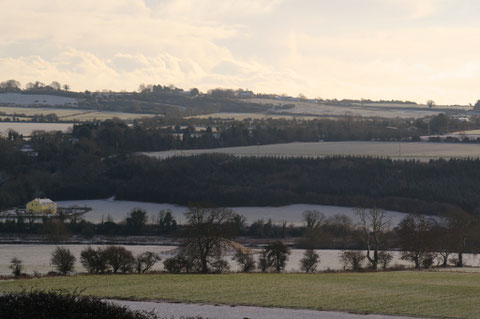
1 272 479 318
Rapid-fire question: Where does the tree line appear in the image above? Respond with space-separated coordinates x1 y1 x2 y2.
8 207 480 278
5 144 480 216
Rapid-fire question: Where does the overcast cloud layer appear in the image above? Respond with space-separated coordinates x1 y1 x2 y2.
1 0 480 104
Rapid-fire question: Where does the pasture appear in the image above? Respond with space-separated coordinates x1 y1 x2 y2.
143 141 480 161
0 106 157 122
60 111 156 121
0 122 73 136
1 272 479 318
0 106 86 117
247 98 472 119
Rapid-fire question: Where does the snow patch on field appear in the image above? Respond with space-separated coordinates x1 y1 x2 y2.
56 199 408 225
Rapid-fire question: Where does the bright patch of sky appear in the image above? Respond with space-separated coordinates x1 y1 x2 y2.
1 0 480 104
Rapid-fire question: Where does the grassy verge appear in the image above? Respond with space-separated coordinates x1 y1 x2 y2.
1 271 479 318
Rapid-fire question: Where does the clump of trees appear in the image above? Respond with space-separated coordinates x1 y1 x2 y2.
395 211 477 269
79 246 160 274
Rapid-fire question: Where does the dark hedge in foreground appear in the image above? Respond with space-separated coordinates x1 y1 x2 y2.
0 291 157 319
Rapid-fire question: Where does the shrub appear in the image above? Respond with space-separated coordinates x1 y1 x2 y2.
50 247 76 275
80 246 108 274
9 257 23 277
258 250 270 273
104 246 135 274
135 252 161 274
163 255 193 273
261 241 290 272
422 254 436 269
210 259 230 273
300 249 320 273
0 291 158 319
339 250 365 271
378 251 393 270
233 249 256 272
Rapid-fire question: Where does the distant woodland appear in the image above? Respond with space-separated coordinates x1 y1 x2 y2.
2 120 480 217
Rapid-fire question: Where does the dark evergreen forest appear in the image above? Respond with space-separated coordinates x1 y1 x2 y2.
1 118 480 216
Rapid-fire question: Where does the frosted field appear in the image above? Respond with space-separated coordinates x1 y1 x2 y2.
1 244 479 275
0 106 88 117
453 129 480 135
56 199 408 225
0 106 156 122
0 93 77 106
143 141 480 161
0 122 73 136
61 111 156 121
188 112 318 120
247 98 472 119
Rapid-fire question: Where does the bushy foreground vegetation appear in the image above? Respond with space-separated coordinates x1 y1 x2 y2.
0 290 158 319
1 272 480 318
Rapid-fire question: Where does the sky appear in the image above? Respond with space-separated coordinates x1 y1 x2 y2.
1 0 480 105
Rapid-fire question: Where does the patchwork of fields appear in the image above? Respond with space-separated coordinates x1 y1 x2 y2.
247 98 473 119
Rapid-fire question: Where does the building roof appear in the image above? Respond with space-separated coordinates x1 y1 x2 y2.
33 198 55 204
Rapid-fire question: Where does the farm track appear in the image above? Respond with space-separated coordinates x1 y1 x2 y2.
110 299 423 319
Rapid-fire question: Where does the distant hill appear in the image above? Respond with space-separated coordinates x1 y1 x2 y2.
0 93 78 107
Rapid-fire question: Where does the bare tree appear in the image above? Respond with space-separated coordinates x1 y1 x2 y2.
396 215 437 269
432 218 455 267
427 100 435 108
447 210 475 267
326 214 354 249
179 206 242 273
303 210 325 231
356 207 391 270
